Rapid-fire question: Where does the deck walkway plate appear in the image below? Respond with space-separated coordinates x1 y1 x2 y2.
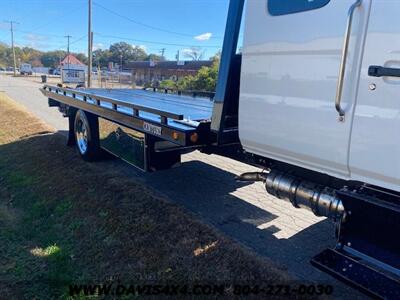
83 88 214 122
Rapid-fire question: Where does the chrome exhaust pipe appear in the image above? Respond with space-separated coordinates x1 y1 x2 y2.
236 170 344 221
235 172 267 182
265 170 344 221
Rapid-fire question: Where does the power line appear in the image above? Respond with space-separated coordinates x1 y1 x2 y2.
70 34 87 45
93 1 222 40
0 26 67 39
28 6 83 34
0 27 72 40
16 29 66 39
53 35 87 50
94 32 221 48
4 5 84 40
0 33 87 53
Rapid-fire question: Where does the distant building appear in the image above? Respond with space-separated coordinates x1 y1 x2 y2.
125 60 213 85
60 54 87 84
60 54 87 72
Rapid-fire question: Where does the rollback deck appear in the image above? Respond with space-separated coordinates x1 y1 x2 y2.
40 85 214 147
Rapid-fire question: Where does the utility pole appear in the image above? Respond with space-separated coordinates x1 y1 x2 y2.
176 50 180 62
119 53 123 85
64 35 72 70
4 20 19 76
87 0 93 87
160 48 166 58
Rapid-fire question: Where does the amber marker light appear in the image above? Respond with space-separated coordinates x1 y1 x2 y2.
190 133 199 143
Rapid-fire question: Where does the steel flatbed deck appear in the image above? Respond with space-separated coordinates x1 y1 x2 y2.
40 85 214 146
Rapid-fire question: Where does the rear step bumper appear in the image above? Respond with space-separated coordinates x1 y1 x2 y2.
312 190 400 299
311 249 400 299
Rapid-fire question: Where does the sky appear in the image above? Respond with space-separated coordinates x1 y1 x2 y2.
0 0 231 60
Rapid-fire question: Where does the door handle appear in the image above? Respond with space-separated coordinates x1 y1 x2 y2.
368 65 400 78
335 0 362 121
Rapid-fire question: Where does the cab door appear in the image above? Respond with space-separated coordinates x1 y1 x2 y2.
350 1 400 192
239 0 371 178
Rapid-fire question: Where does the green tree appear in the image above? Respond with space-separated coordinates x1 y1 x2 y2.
0 43 9 67
164 54 220 92
131 45 147 61
93 49 111 68
74 53 88 65
41 50 66 67
146 53 164 62
109 42 147 65
0 44 45 67
183 47 205 61
109 42 132 63
0 41 165 69
159 79 179 90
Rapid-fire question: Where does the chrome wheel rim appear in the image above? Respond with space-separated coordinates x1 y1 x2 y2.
76 119 88 154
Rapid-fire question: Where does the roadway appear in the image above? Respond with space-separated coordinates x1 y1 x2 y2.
0 74 362 298
0 74 68 131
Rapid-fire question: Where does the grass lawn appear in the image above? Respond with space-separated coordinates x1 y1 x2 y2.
0 92 291 298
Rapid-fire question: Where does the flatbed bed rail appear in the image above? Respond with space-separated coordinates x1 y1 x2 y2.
40 85 212 147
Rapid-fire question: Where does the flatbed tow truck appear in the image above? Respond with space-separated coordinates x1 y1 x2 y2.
41 0 400 298
41 86 215 170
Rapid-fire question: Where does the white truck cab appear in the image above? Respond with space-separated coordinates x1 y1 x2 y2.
240 0 400 192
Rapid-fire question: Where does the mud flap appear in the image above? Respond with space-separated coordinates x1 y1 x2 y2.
145 135 181 171
67 113 75 146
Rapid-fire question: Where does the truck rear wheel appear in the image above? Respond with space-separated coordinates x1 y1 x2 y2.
74 110 101 161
